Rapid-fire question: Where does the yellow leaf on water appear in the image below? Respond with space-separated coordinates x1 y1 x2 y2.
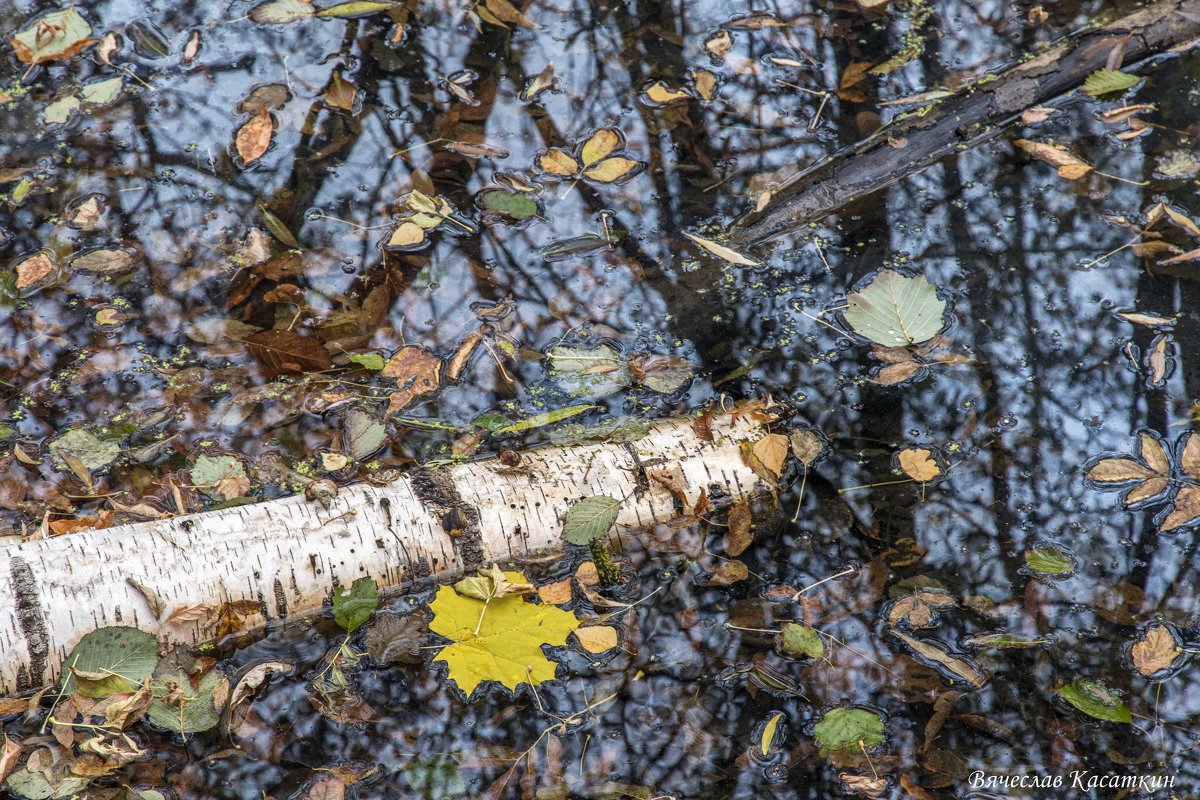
387 221 425 248
573 625 618 653
643 81 691 104
583 157 641 183
690 69 718 101
581 128 622 166
429 572 580 697
682 232 761 267
538 148 579 177
897 446 942 482
1014 139 1092 180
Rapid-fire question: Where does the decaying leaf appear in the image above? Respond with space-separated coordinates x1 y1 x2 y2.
643 80 691 105
11 8 96 65
520 62 555 101
705 30 733 60
1084 430 1173 510
682 232 761 267
246 330 332 376
752 433 790 478
788 426 828 469
887 589 955 628
382 346 442 415
324 71 358 111
890 629 986 688
236 107 273 165
13 252 54 291
1130 623 1182 676
1014 138 1093 180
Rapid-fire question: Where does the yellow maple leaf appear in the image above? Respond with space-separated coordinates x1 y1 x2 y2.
429 571 580 697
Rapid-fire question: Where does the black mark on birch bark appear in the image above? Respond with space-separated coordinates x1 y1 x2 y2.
11 557 49 690
273 578 288 620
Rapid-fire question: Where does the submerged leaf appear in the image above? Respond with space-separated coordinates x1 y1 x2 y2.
236 107 273 165
812 707 886 756
1130 623 1182 676
1025 545 1075 576
1056 680 1131 723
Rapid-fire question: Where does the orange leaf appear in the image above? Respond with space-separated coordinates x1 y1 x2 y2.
236 107 273 165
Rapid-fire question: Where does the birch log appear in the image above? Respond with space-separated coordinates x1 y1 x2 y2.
0 412 774 696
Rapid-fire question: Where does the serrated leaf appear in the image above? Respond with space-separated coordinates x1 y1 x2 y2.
1056 680 1131 723
429 572 579 697
562 495 621 545
1082 68 1140 97
1025 545 1074 575
844 270 946 346
780 623 824 658
682 232 761 267
897 446 942 482
812 707 886 756
333 577 378 633
146 670 223 734
62 627 159 698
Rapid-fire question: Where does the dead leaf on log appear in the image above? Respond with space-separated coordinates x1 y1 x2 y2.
236 106 273 165
752 433 790 477
246 330 333 376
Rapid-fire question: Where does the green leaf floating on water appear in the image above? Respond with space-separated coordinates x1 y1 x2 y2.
348 352 386 371
562 495 621 545
843 270 947 347
484 403 600 435
147 669 223 734
780 623 824 658
1056 680 1131 723
316 1 396 17
479 189 539 221
61 626 159 698
812 706 886 756
1025 545 1075 575
1082 68 1140 97
333 576 379 633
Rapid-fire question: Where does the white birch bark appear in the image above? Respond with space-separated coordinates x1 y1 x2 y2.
0 412 773 695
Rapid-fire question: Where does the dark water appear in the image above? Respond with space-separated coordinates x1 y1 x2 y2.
4 0 1200 797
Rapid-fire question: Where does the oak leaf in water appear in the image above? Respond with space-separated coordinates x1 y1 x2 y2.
429 571 579 697
1130 623 1182 676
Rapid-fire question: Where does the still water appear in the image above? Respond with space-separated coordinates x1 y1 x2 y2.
3 0 1200 797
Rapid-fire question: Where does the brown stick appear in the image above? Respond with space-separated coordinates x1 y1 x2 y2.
730 0 1200 246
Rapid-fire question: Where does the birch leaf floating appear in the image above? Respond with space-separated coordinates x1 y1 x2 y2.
1013 138 1093 180
428 572 580 697
682 232 761 267
843 270 947 346
1081 68 1141 97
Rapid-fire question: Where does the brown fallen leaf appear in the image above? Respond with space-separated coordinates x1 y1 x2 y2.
0 734 22 783
382 346 442 416
891 629 986 687
485 0 538 29
1014 138 1092 180
324 71 358 111
888 590 956 628
709 559 749 586
704 30 733 60
14 252 54 290
752 433 790 478
840 774 888 799
1130 623 1181 675
235 106 273 165
246 330 332 376
1020 106 1057 124
723 499 753 556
